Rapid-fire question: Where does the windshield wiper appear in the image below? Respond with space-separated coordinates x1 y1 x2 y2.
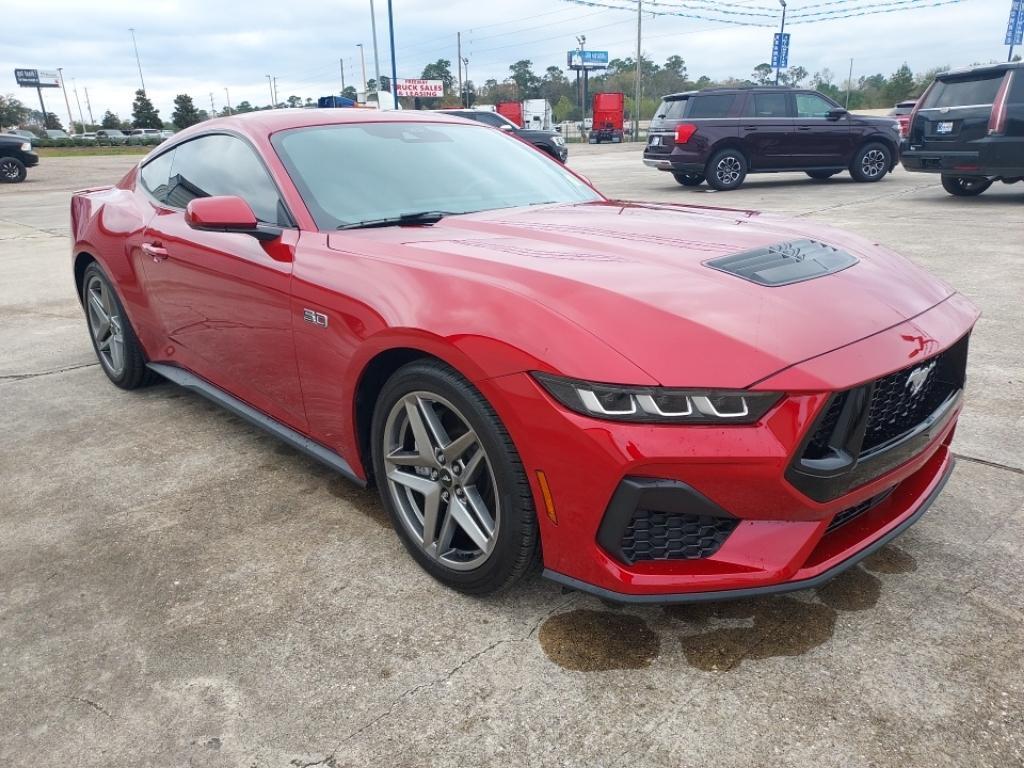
337 211 450 230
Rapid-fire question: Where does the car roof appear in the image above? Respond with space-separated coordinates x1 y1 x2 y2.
937 61 1023 79
661 86 808 100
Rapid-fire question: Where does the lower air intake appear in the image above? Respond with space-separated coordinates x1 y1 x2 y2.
620 510 738 563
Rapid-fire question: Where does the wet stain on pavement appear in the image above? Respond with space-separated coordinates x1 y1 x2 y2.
862 545 918 574
326 478 391 528
815 566 882 612
665 597 837 671
539 609 659 671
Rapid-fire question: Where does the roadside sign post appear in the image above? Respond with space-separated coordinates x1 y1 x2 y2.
14 68 61 129
771 32 791 80
1007 0 1024 61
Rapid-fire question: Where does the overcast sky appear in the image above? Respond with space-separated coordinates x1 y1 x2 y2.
2 0 1014 123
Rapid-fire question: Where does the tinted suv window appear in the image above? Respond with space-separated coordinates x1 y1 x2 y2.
656 98 689 121
749 93 791 117
795 93 834 117
165 134 286 224
687 94 735 118
139 150 174 202
923 74 1003 108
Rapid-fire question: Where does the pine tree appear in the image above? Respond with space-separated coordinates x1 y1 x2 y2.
131 89 162 129
101 111 122 129
171 93 202 129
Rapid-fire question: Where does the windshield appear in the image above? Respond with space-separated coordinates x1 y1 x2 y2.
272 121 600 229
922 74 1003 108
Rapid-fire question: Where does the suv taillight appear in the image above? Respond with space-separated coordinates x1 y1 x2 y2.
674 123 697 144
907 83 933 139
988 71 1013 136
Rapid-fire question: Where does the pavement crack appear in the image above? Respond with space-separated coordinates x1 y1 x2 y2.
70 695 113 719
953 452 1024 476
0 362 98 382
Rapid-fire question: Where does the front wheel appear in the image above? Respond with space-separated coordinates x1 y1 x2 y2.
0 157 26 183
673 171 705 187
850 142 891 182
940 175 992 197
705 149 747 191
371 360 539 595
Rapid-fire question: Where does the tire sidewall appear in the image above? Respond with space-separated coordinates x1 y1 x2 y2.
705 149 747 190
0 157 26 183
82 262 147 388
851 142 891 182
370 361 537 594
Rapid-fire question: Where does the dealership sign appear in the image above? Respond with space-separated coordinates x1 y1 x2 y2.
14 68 61 88
396 79 444 98
567 50 609 70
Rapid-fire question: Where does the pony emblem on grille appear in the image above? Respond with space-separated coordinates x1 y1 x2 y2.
905 361 936 397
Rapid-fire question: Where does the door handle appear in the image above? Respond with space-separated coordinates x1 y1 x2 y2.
797 126 812 131
142 242 169 262
742 125 758 131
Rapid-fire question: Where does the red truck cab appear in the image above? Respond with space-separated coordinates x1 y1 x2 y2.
496 101 523 128
589 92 625 144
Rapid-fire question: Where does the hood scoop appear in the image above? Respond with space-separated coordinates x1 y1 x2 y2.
705 239 858 287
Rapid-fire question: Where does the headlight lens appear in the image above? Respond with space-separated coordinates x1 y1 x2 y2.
532 372 781 424
21 142 31 152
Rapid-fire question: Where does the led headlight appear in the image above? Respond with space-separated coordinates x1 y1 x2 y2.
532 372 781 424
21 142 31 152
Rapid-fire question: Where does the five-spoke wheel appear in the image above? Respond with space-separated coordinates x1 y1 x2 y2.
81 262 150 389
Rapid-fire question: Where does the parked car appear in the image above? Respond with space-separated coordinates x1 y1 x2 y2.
70 109 977 601
96 129 129 146
437 108 568 162
0 134 39 183
73 132 97 143
128 128 161 145
45 129 69 140
901 62 1023 197
6 129 39 141
644 86 901 190
159 130 175 140
889 100 916 138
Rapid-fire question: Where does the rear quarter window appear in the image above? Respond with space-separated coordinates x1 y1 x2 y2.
686 94 736 118
923 74 1004 108
655 98 689 121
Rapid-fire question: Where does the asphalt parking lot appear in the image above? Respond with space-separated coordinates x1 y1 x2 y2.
1 145 1022 768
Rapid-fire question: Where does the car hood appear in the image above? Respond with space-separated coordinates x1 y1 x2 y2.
327 201 954 388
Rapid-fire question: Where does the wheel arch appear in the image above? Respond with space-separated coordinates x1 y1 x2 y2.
854 133 899 168
73 250 98 305
709 137 750 164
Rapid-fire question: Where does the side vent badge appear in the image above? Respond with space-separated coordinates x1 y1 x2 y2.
303 308 328 328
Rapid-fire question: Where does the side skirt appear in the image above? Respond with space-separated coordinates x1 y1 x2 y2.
147 363 365 487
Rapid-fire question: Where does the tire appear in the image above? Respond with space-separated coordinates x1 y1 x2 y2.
673 172 705 187
940 175 992 197
806 170 839 180
82 262 152 389
371 359 539 595
705 149 748 190
0 157 26 183
850 142 891 182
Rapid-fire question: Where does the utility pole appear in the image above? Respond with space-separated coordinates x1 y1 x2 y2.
388 0 399 109
457 31 462 105
463 57 470 107
774 0 787 86
224 88 232 115
267 74 275 106
209 92 216 115
129 28 146 93
339 60 345 92
845 58 854 107
57 68 75 134
370 0 383 102
272 77 279 106
72 80 85 131
633 0 642 141
84 87 95 125
357 43 368 97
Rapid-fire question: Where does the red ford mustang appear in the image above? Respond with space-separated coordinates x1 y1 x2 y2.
71 109 978 602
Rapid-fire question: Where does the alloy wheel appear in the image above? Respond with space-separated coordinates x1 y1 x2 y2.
0 159 21 181
715 156 742 186
85 274 126 376
861 148 886 178
382 392 500 571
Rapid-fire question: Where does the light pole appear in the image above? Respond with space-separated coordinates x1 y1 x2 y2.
370 0 382 102
357 43 368 97
339 60 345 93
266 74 275 107
633 0 642 141
72 79 85 131
463 57 469 107
84 88 95 125
57 68 75 134
224 88 232 115
388 0 398 109
129 28 146 93
774 0 787 86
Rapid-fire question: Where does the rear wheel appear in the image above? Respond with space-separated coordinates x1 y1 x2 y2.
0 157 26 183
850 142 891 182
673 172 705 187
82 263 152 389
705 149 747 191
806 170 839 180
940 175 992 197
371 360 539 595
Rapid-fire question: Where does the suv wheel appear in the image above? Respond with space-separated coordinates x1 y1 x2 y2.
850 142 891 182
672 172 705 187
705 149 747 191
371 360 539 595
940 175 992 197
0 157 27 183
806 170 839 180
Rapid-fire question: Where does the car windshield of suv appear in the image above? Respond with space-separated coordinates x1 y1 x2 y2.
272 121 600 230
922 74 1003 108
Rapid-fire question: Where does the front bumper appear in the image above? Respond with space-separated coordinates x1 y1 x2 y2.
478 293 978 601
22 151 40 168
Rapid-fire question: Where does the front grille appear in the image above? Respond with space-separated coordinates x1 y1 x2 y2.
620 510 738 563
826 486 896 533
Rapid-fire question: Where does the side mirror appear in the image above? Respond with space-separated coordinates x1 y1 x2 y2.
827 108 849 121
185 196 280 241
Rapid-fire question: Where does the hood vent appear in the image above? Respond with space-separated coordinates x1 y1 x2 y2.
705 239 858 287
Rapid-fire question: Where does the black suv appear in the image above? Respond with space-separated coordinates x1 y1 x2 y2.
901 62 1023 196
0 134 39 183
438 109 568 162
643 87 901 190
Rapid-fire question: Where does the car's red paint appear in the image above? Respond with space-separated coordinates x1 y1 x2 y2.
71 109 979 599
185 195 259 231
